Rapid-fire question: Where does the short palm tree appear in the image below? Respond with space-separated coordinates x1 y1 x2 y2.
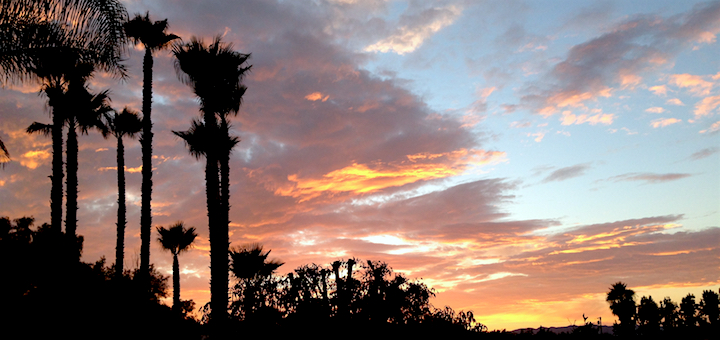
172 36 250 328
124 12 179 280
107 108 142 279
229 244 283 318
157 222 197 314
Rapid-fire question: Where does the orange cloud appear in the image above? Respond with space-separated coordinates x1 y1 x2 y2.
97 165 143 173
305 92 329 102
275 149 506 201
669 74 713 96
650 118 681 128
19 149 51 169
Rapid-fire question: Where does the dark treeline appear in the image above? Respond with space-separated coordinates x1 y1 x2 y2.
3 216 720 339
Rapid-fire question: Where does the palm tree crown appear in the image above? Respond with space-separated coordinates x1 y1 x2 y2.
157 222 198 257
124 13 179 52
0 0 128 84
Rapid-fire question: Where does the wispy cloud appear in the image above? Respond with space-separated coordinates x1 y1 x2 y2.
607 172 692 184
542 163 592 183
650 118 681 128
364 5 462 55
689 147 719 160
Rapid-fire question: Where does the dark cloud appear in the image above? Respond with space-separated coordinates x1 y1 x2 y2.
690 147 719 161
542 163 592 183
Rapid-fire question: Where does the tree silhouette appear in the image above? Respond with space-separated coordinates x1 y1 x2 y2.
660 297 679 332
0 0 127 84
123 12 179 285
173 36 249 331
606 282 636 336
700 290 719 326
107 108 142 279
61 64 112 242
637 295 661 336
157 222 197 315
229 244 284 321
680 293 699 328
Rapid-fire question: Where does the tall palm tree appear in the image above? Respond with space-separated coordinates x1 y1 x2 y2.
107 108 142 279
26 51 83 233
157 222 197 314
123 12 179 281
62 63 112 240
172 36 250 329
8 0 127 232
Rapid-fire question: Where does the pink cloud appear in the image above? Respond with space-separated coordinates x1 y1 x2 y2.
650 118 681 128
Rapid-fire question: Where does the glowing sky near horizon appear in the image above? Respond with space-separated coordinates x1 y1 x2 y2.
1 0 719 331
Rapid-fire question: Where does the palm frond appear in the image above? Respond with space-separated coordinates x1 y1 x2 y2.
156 221 197 255
173 119 209 160
0 0 128 84
26 122 53 136
0 137 9 166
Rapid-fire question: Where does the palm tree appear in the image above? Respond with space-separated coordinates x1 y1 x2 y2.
0 0 127 84
26 51 84 233
229 244 283 319
606 282 636 336
9 0 127 232
123 12 179 281
107 108 142 279
172 36 250 328
157 222 197 314
62 64 112 240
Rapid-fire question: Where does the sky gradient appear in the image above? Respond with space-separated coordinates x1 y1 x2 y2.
1 0 719 331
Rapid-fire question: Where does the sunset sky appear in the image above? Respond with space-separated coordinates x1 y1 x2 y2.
1 0 719 331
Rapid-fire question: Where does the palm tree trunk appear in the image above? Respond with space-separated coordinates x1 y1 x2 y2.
50 109 64 234
65 119 78 238
173 252 180 314
140 48 153 283
220 118 231 308
115 136 126 279
205 112 225 328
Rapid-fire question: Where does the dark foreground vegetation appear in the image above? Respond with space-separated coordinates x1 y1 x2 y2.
3 216 719 340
